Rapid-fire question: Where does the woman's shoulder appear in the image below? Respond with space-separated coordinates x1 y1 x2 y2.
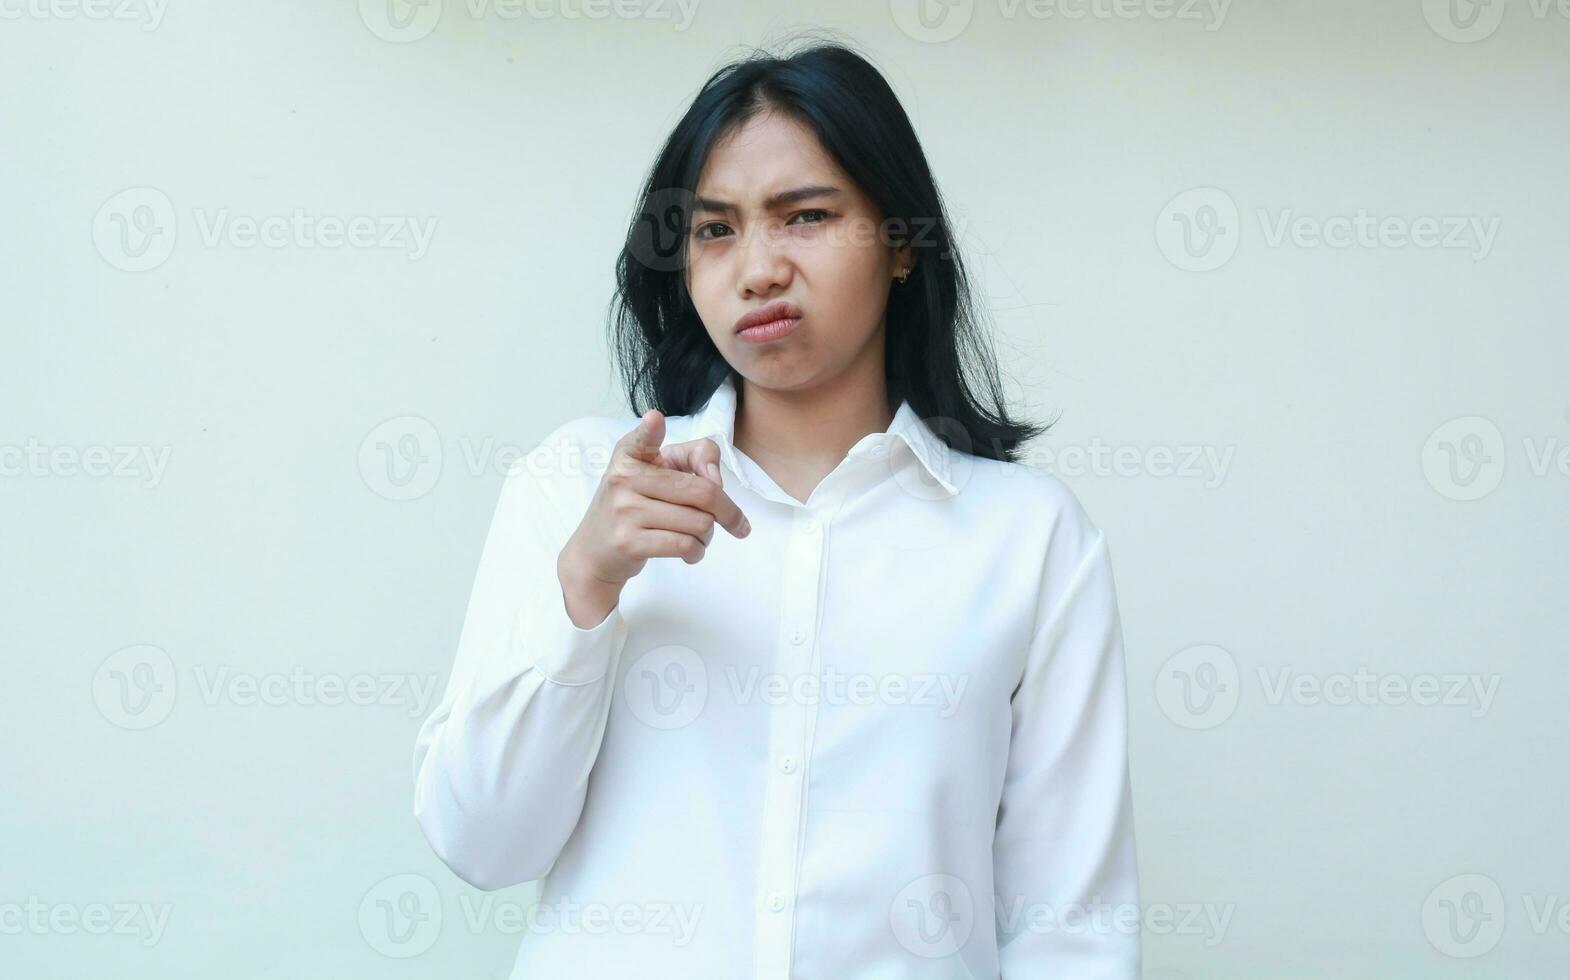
961 451 1105 557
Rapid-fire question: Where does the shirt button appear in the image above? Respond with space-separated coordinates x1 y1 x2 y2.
790 629 805 645
779 756 797 774
871 444 888 458
767 892 786 912
802 517 819 534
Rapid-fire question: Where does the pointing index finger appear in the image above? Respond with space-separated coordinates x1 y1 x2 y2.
620 409 666 462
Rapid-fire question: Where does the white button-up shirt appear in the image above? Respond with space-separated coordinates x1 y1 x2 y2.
412 373 1141 978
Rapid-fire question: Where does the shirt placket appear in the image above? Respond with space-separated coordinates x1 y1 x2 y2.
751 476 855 980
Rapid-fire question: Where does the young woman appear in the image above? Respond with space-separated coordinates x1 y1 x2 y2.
413 38 1141 979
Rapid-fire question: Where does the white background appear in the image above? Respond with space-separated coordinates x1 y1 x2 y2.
2 1 1566 977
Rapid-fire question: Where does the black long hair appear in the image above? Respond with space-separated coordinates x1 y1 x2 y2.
607 34 1049 463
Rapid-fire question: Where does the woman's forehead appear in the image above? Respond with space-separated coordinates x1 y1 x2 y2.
698 115 843 192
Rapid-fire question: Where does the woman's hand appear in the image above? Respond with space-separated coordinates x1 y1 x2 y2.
556 410 751 627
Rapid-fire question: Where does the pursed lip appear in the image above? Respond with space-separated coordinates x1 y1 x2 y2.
734 300 804 333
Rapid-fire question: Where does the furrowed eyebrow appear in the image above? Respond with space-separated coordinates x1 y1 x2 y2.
692 185 843 216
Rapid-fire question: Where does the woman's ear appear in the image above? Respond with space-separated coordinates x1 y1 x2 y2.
893 243 915 280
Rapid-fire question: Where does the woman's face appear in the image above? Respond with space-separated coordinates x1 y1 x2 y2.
683 110 912 392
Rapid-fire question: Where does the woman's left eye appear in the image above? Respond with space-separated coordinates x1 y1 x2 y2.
790 209 831 225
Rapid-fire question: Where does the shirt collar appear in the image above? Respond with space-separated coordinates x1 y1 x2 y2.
684 373 960 498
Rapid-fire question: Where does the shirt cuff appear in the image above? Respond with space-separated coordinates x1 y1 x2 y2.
504 573 627 687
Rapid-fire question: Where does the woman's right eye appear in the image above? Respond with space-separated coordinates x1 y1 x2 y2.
693 222 731 241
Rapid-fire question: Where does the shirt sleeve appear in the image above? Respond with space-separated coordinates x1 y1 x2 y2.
993 528 1142 977
412 427 630 891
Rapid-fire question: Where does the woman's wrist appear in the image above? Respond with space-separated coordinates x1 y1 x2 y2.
556 543 623 629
